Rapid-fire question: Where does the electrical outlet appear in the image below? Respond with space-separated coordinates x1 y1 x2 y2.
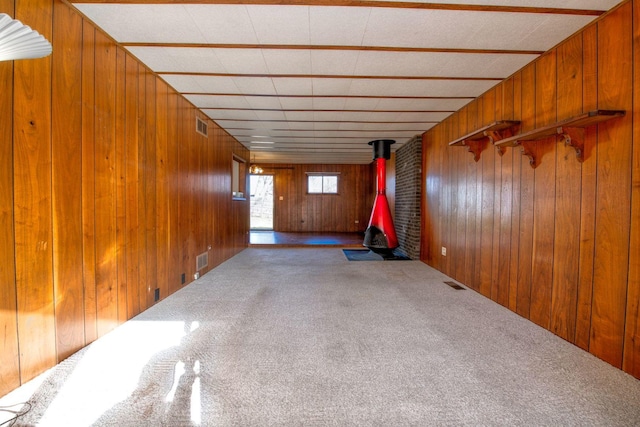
441 246 447 256
194 272 200 280
355 220 359 224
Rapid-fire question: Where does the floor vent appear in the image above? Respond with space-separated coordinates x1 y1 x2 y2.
196 116 208 137
444 281 465 290
196 252 208 271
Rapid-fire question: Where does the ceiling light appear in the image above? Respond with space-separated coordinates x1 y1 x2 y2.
249 155 263 175
0 14 52 61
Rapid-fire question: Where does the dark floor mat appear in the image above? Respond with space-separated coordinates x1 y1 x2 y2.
343 249 410 261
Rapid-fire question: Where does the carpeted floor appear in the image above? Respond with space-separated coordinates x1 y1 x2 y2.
2 248 640 426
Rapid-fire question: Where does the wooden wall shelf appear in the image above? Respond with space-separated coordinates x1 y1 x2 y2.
449 120 520 161
495 110 625 167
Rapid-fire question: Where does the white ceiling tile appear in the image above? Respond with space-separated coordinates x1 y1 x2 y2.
347 79 497 98
72 0 624 165
184 95 250 109
373 0 621 10
160 75 208 93
279 98 314 110
309 6 372 46
312 79 353 96
311 51 359 75
313 98 347 110
262 50 311 74
247 6 310 44
177 76 240 94
245 96 283 110
128 47 218 73
212 49 269 74
285 111 315 121
184 5 258 44
254 110 288 121
273 78 313 96
73 5 200 43
232 77 278 95
203 109 259 121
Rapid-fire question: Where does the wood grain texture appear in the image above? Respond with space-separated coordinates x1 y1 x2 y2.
574 25 597 351
82 21 98 346
124 53 140 319
478 91 495 298
115 47 128 325
590 3 633 368
260 163 373 233
508 73 522 312
94 31 118 338
421 1 640 379
623 0 640 377
2 0 253 396
0 0 20 399
550 34 582 342
52 1 84 361
529 51 556 329
144 70 157 309
14 0 56 382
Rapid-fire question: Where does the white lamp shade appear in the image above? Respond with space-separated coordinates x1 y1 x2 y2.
0 13 52 61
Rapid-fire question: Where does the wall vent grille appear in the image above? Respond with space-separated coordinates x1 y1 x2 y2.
196 117 208 137
196 252 208 271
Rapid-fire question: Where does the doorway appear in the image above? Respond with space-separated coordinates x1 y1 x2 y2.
250 174 274 230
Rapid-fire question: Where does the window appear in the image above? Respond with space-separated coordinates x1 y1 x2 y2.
232 155 246 200
307 173 339 194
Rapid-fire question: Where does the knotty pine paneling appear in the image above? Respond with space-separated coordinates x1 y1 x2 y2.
0 0 250 398
421 0 640 379
258 164 373 233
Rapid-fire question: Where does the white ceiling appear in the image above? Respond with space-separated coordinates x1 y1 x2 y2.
72 0 623 164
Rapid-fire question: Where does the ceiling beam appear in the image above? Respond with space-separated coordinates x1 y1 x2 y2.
160 71 502 81
122 43 545 55
70 0 605 16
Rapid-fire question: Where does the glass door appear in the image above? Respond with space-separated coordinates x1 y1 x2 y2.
250 174 274 230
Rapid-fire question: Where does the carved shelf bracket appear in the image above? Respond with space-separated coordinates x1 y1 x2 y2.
449 120 521 162
558 126 585 162
495 110 625 168
464 139 485 162
519 142 536 168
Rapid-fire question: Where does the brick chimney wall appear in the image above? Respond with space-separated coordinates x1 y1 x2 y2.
394 135 422 259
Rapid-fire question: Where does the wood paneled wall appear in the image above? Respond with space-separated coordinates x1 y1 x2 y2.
257 164 374 233
421 1 640 379
0 0 249 397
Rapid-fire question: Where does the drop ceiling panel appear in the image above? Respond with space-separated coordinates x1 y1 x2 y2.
377 0 620 10
347 79 497 98
72 1 623 164
362 9 596 50
246 6 311 44
353 51 539 79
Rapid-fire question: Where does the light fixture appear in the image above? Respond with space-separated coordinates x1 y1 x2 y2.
0 13 52 62
249 155 263 174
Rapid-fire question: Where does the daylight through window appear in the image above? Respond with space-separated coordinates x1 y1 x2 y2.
307 174 338 194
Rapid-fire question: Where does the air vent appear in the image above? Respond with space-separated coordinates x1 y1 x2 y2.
444 281 465 290
196 117 208 137
196 252 208 271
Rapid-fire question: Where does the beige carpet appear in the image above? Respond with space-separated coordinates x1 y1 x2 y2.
2 248 640 426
